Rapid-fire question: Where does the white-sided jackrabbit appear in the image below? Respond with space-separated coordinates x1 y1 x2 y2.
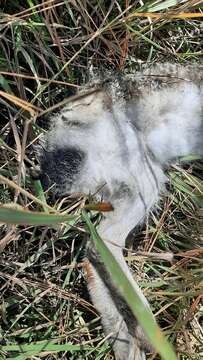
39 64 203 360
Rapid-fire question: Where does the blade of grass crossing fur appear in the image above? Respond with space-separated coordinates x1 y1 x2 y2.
82 210 177 360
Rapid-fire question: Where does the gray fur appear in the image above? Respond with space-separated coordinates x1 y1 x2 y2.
39 64 203 360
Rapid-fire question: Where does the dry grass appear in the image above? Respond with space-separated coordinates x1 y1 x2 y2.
0 1 203 359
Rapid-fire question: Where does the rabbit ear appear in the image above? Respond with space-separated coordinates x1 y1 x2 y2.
39 145 86 197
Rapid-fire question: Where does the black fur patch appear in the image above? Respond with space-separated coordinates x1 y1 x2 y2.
40 146 85 196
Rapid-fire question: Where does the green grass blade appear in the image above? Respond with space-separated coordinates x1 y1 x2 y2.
1 342 91 352
0 74 13 94
32 179 49 213
143 0 188 12
0 204 78 226
127 25 164 50
82 210 177 360
4 342 92 360
19 48 40 88
169 172 203 207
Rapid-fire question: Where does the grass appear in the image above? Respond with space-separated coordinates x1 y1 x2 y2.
0 1 203 359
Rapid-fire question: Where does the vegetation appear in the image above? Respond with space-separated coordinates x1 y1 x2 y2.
0 1 203 359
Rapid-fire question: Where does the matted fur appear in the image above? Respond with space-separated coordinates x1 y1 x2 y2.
39 64 203 360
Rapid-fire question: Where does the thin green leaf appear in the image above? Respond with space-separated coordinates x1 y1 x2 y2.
143 0 188 12
4 342 91 360
19 48 41 88
32 179 49 213
2 342 91 352
127 25 164 50
0 204 78 226
169 172 203 207
82 210 177 360
0 74 13 94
